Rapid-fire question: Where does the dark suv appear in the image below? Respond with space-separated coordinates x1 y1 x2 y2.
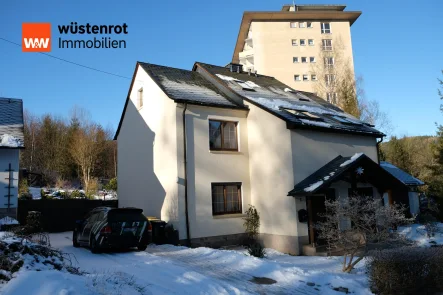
73 207 152 253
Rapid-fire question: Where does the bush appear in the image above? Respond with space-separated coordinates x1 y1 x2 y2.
416 212 439 237
18 179 29 196
70 190 84 199
367 247 443 295
104 178 117 191
247 241 266 258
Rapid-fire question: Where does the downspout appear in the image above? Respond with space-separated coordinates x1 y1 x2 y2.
182 103 191 246
376 136 384 164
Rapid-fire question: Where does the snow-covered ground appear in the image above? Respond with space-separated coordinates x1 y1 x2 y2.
28 187 117 200
1 232 372 295
398 223 443 247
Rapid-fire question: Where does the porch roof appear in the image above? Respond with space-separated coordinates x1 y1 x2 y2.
288 153 408 196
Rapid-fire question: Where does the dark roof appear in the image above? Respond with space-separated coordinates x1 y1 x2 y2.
0 98 24 148
380 161 424 186
195 63 384 137
139 62 246 109
288 153 407 196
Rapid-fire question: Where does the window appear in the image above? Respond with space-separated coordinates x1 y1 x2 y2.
137 88 143 108
292 39 298 46
299 22 305 28
290 22 297 28
303 74 309 81
311 74 317 81
325 74 336 86
307 22 313 28
324 57 334 68
308 39 314 46
293 57 299 63
321 22 331 34
310 57 316 63
209 120 238 151
212 183 242 215
301 57 307 63
300 39 306 46
322 39 333 51
294 75 301 81
326 93 338 104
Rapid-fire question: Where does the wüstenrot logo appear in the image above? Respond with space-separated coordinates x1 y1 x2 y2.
22 23 51 52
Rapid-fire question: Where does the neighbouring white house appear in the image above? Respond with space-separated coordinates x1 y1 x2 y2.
0 98 24 220
115 62 414 255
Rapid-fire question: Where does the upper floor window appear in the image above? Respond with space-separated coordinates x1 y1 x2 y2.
311 74 318 81
301 57 307 63
293 57 299 63
292 39 298 46
327 92 338 104
325 57 334 68
137 88 143 108
209 120 238 151
322 39 333 51
303 74 309 81
325 74 336 86
321 22 331 34
300 39 306 46
290 22 297 28
308 39 314 46
310 57 316 63
299 22 305 28
212 183 242 215
294 75 301 81
307 22 313 28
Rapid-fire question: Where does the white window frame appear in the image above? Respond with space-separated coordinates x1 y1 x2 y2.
322 39 333 51
290 22 297 28
299 22 305 28
294 75 301 81
307 22 313 28
137 88 143 109
293 57 299 63
303 74 309 82
308 39 314 46
310 57 316 63
325 57 334 68
325 74 336 86
292 39 298 46
327 92 338 104
300 39 306 46
301 57 307 63
311 74 317 81
321 22 331 34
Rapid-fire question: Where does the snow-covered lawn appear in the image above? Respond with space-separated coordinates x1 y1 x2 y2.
0 232 372 295
398 223 443 247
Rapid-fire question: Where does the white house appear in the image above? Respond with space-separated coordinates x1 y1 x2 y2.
0 98 24 220
115 62 411 255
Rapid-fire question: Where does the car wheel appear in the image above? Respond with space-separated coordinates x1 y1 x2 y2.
137 244 147 251
73 230 80 248
90 237 101 254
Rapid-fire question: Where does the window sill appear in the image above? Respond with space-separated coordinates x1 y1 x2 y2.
210 150 243 155
213 213 246 219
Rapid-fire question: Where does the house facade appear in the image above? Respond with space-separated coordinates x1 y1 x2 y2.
115 62 409 255
0 98 25 220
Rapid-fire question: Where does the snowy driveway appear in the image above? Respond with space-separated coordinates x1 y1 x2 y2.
50 232 371 295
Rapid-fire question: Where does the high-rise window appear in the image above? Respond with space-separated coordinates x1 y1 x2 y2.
293 57 299 63
307 22 313 28
321 22 331 34
322 39 333 51
327 93 338 104
301 57 307 63
325 57 334 68
310 57 316 63
308 39 314 46
294 75 301 81
325 74 336 86
311 74 317 81
290 22 297 28
303 75 309 81
299 22 305 28
300 39 306 46
292 39 298 46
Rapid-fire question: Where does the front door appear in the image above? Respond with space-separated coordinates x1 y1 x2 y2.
307 188 336 245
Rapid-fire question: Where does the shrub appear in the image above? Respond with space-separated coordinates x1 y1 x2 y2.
70 190 84 199
367 247 443 295
247 241 266 258
243 205 260 241
40 189 46 199
104 178 117 191
18 179 29 196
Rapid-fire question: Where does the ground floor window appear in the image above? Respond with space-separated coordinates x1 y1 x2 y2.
211 183 242 215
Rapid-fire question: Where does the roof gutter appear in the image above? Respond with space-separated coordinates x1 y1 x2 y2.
182 103 191 246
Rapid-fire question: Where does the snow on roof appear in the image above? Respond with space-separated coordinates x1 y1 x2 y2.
304 180 324 192
0 134 23 148
0 216 19 225
340 153 364 167
299 119 332 128
380 161 424 186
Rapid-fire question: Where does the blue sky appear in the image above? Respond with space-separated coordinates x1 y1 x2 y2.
0 0 442 137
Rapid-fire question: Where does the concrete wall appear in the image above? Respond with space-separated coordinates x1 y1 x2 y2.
0 149 19 218
247 20 354 93
117 65 184 237
184 105 251 239
291 129 378 184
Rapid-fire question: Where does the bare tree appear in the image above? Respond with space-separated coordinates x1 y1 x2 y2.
359 98 393 136
316 195 413 273
69 123 106 193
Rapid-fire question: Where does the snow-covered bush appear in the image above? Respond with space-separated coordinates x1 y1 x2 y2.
367 247 443 295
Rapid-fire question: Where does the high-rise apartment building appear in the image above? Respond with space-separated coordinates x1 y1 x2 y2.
232 4 361 103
